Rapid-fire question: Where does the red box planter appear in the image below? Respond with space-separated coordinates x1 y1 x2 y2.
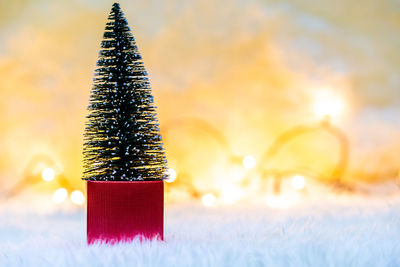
86 180 164 244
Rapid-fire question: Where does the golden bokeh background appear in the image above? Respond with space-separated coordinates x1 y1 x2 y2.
1 0 400 205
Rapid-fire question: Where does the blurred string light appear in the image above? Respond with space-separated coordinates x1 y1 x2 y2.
312 89 345 121
52 188 85 205
162 116 252 204
41 167 56 182
242 155 256 170
1 153 88 208
163 117 232 155
163 117 245 167
162 88 351 205
291 175 306 190
70 190 85 205
258 121 349 188
165 168 177 183
201 193 216 207
161 115 351 207
52 188 68 204
4 154 65 199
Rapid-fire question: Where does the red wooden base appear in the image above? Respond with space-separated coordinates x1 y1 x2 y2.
86 180 164 244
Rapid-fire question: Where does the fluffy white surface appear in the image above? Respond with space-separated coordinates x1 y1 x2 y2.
1 198 400 266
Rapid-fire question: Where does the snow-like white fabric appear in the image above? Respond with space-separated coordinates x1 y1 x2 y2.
1 198 400 266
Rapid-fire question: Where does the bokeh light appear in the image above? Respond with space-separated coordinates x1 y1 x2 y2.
41 168 55 182
201 193 216 207
70 190 85 205
291 175 306 190
0 0 399 207
52 188 68 204
242 155 256 170
165 168 177 183
312 89 345 121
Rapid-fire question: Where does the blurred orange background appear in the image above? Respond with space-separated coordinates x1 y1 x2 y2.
1 0 400 206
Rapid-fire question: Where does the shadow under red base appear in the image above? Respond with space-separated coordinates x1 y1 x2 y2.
86 180 164 244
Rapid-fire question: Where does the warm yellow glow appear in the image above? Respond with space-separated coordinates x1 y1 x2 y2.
0 0 397 207
165 168 177 183
52 188 68 204
70 190 85 205
312 90 345 120
291 175 306 190
41 167 55 182
201 193 216 207
242 155 256 170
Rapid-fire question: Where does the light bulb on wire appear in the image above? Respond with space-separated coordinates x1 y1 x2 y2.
165 168 177 183
201 193 216 207
312 89 345 121
53 188 67 204
70 190 85 205
41 167 55 182
291 175 306 190
242 155 256 170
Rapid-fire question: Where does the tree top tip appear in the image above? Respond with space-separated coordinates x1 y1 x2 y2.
112 3 121 9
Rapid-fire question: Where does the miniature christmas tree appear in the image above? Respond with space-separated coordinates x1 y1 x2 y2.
83 3 167 181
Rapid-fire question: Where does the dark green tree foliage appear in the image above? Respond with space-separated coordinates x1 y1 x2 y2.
83 3 167 181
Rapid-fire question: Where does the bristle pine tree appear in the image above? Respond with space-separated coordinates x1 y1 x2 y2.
83 3 167 181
